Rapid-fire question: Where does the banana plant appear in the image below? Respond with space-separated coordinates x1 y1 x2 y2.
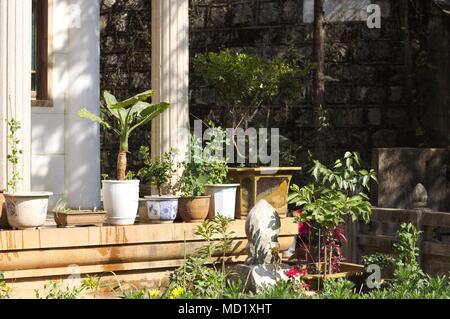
78 90 170 180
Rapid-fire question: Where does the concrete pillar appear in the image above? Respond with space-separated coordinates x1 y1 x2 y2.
151 0 190 163
65 0 100 209
0 0 32 192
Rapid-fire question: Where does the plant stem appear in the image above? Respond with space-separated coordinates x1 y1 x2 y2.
117 149 127 180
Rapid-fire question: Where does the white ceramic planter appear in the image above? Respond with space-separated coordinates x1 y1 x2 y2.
102 180 139 225
144 196 180 224
4 192 53 230
204 184 240 219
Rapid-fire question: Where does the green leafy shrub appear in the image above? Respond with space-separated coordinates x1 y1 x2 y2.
289 152 377 274
168 216 238 299
137 147 177 196
179 126 229 196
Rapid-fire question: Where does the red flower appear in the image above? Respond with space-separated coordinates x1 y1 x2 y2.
287 267 308 279
287 267 300 278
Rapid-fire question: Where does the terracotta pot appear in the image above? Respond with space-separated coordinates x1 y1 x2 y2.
179 196 211 223
303 262 366 291
54 210 106 228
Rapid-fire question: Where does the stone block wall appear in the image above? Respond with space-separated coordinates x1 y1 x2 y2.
100 0 413 177
100 0 152 175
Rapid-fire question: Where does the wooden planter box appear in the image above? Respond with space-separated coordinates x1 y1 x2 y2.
228 167 301 219
303 262 366 291
54 210 106 228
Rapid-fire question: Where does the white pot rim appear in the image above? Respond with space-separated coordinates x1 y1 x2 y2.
4 191 53 197
204 184 240 187
102 180 140 185
144 195 181 200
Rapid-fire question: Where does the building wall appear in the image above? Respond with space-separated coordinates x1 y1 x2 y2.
100 0 414 177
31 0 67 207
31 0 100 209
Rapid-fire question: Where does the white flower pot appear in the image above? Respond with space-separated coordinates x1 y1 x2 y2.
102 180 139 225
4 192 53 230
204 184 240 219
143 196 180 224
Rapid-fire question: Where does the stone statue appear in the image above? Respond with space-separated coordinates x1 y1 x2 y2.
235 200 289 292
245 199 281 264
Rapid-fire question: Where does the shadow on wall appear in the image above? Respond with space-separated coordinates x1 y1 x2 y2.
372 148 450 211
66 0 101 209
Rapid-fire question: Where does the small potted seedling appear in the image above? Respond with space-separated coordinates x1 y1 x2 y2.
3 117 52 229
78 90 169 225
53 199 106 228
138 146 179 224
138 147 178 223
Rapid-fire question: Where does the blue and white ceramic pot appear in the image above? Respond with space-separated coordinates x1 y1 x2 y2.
144 196 180 224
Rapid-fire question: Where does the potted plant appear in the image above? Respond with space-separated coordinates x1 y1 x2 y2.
137 146 179 224
3 118 53 230
194 50 311 218
78 90 169 225
288 152 377 289
178 135 211 223
53 199 106 228
202 124 239 220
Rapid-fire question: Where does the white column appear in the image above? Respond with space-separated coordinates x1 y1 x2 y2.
65 0 101 209
151 0 190 162
0 0 32 192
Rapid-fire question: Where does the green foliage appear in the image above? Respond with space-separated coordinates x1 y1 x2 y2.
362 253 396 269
169 216 237 299
137 147 177 196
35 281 86 299
0 273 11 299
193 49 311 129
78 90 169 179
82 275 101 292
289 152 377 228
179 126 229 197
394 223 422 265
6 118 23 192
321 279 358 299
250 281 302 299
120 289 147 299
314 224 450 299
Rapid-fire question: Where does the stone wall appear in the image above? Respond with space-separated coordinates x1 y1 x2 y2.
100 0 414 177
100 0 152 176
